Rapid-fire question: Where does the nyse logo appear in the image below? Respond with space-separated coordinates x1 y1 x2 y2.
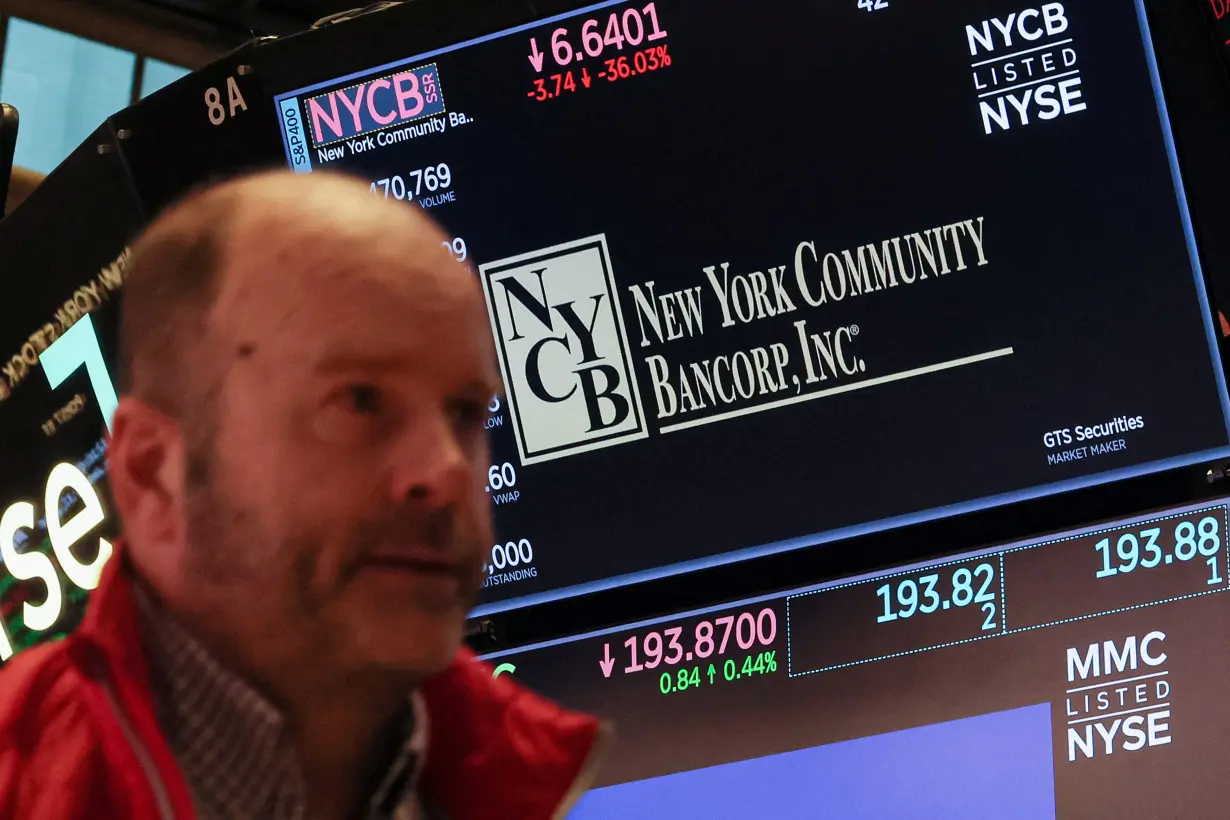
481 236 647 465
966 3 1087 135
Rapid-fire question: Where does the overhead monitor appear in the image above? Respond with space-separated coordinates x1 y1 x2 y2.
481 495 1230 817
3 0 1230 667
269 0 1230 614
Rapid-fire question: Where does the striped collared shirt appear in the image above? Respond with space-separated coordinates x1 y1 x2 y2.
135 588 427 820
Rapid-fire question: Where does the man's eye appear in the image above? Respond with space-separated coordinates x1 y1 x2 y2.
448 398 486 430
314 384 393 444
346 384 383 415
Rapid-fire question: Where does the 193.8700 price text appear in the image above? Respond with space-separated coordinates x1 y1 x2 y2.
599 607 779 679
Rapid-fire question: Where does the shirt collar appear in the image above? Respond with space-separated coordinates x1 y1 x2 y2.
134 585 426 819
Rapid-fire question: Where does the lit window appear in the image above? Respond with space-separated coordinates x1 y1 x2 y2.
0 18 136 174
141 59 190 98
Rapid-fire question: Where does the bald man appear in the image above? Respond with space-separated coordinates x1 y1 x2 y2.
0 171 606 820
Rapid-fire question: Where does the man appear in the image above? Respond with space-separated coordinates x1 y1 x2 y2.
0 171 606 819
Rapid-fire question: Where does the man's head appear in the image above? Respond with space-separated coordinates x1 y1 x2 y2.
108 171 497 691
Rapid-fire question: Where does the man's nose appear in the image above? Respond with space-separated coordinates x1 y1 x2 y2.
388 413 470 506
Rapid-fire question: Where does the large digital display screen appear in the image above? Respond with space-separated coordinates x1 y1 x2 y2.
2 0 1230 668
482 495 1230 817
272 0 1230 613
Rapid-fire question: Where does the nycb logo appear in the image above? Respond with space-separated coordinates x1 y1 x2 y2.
966 3 1086 135
482 236 647 465
307 63 444 145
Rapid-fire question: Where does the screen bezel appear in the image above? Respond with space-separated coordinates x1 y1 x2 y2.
255 0 1230 646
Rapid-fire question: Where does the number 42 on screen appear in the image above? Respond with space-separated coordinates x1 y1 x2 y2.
857 0 889 10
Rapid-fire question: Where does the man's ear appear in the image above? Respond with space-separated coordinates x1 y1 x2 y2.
107 397 186 553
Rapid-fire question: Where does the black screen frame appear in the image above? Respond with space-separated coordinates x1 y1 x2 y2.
251 0 1230 650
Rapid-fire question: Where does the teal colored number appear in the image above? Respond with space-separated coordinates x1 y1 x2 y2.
918 574 941 613
1175 521 1198 561
659 671 672 694
1095 537 1117 578
1116 533 1139 573
896 580 918 618
973 563 996 603
1207 556 1224 586
42 315 118 433
1197 516 1221 557
951 568 974 607
1140 529 1163 568
676 668 689 691
981 602 997 631
723 658 736 681
876 583 896 623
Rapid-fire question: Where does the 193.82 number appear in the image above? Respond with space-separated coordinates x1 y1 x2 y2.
876 562 998 631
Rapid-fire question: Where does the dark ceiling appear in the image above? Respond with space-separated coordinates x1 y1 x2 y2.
122 0 378 38
0 0 405 67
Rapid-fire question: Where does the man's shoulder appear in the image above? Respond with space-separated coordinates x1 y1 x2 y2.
420 651 607 820
0 639 85 729
0 639 105 813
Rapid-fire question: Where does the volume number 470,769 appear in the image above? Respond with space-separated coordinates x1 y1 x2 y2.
370 163 452 202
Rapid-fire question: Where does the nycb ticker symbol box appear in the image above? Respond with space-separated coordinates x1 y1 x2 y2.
306 62 444 145
482 236 647 466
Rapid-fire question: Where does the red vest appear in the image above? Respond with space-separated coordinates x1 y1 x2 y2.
0 552 604 819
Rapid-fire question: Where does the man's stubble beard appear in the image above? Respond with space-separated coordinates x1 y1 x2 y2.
182 422 484 622
184 444 273 584
179 395 298 595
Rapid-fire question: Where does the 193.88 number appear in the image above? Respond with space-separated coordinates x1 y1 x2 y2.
1095 515 1223 585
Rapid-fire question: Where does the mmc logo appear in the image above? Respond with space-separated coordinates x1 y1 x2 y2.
481 236 647 465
